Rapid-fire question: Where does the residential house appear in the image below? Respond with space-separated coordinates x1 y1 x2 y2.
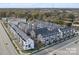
30 27 61 45
9 24 34 50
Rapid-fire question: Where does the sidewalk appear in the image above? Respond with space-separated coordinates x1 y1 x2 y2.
1 21 22 54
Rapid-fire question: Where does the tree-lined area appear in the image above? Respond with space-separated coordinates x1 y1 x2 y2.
0 8 79 26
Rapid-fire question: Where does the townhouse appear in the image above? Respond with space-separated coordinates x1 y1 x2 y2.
9 23 34 50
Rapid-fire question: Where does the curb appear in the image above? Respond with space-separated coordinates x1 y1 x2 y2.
1 22 22 54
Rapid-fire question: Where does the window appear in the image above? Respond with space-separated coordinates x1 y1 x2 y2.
28 44 31 48
46 39 48 41
26 45 27 47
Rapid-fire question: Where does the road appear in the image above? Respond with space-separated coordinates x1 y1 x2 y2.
34 36 79 55
48 37 79 55
0 21 18 55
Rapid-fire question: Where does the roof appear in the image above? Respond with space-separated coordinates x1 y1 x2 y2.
27 20 61 29
34 27 59 37
60 27 72 32
10 24 32 42
18 22 27 25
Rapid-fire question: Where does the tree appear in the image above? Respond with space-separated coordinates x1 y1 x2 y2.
32 12 39 19
25 16 28 22
66 22 72 27
52 20 64 25
68 14 75 23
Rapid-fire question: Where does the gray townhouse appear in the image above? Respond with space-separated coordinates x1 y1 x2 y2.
9 23 34 50
17 20 76 46
30 27 61 45
60 27 76 39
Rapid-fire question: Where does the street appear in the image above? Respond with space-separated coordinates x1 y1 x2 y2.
48 37 79 55
33 36 79 55
0 21 18 55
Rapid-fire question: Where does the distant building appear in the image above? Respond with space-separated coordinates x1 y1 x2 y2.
72 21 79 30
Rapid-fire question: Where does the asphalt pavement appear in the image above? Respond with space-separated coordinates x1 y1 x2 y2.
0 21 18 55
33 36 79 55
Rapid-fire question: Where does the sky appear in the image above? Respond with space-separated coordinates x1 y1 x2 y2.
0 3 79 8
